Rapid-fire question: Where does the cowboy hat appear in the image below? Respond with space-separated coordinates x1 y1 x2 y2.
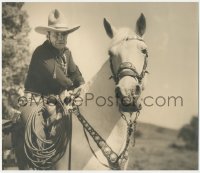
35 9 80 35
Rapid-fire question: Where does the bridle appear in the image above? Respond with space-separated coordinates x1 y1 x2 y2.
109 35 148 85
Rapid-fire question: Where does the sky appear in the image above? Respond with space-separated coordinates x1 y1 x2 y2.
23 2 198 129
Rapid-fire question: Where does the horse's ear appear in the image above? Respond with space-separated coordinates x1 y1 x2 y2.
135 13 146 37
103 18 116 38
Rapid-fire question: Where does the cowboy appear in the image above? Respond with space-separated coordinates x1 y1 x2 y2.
25 9 85 99
15 9 86 170
21 9 86 135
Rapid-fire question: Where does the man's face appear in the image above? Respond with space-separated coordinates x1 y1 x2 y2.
48 31 68 50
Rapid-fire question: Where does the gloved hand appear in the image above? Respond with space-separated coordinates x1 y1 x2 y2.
59 90 74 115
59 89 73 103
73 84 84 97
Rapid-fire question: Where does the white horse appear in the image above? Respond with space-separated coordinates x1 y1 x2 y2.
15 13 148 170
55 13 148 170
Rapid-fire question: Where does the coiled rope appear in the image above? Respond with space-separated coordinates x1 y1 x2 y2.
24 97 71 170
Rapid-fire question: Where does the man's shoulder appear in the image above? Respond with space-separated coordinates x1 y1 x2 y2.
32 41 51 60
34 41 48 53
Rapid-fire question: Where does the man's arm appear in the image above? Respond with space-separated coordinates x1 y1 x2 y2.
67 51 85 88
34 48 74 90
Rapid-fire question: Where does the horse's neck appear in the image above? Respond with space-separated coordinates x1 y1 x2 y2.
83 59 115 96
79 60 127 153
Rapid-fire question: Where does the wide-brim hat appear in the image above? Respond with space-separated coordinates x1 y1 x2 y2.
35 9 80 35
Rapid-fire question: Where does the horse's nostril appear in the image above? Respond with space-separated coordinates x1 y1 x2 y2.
115 87 121 98
132 85 141 97
135 85 141 95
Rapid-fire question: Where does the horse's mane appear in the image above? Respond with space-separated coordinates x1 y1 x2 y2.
79 59 121 138
82 59 115 96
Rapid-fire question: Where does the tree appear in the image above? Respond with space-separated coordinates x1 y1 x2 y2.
2 2 31 119
178 116 198 150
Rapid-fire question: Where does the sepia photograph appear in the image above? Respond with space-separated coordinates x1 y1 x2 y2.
2 2 199 170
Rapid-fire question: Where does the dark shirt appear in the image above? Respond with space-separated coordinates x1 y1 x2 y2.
25 40 85 95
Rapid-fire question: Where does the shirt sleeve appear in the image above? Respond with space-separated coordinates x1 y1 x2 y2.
67 51 85 88
42 59 74 89
35 49 74 90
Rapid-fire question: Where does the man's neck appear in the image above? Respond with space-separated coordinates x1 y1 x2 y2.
58 48 65 55
47 40 66 54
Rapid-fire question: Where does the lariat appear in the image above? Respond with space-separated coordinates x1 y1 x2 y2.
24 96 71 170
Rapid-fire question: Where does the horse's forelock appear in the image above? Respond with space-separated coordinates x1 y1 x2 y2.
112 28 135 44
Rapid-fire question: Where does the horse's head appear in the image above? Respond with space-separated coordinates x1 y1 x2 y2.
104 14 148 112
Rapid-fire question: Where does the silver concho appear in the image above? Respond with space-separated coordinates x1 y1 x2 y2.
124 151 128 159
95 135 100 141
118 158 122 165
91 131 95 136
99 141 106 148
104 147 111 155
122 158 127 163
110 153 118 163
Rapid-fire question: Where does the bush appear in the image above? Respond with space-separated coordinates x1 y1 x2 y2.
156 127 165 133
134 130 142 138
2 2 30 120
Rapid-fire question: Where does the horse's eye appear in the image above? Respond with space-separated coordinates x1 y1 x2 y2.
141 49 147 54
108 50 113 56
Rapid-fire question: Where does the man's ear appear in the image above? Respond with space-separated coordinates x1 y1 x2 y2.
46 31 50 40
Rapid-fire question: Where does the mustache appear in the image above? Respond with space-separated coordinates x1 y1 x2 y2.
55 42 65 44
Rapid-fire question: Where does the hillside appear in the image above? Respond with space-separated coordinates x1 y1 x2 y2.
127 122 198 170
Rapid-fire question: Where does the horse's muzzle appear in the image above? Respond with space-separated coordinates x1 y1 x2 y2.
115 86 142 112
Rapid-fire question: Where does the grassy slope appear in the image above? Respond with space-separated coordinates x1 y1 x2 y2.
127 122 198 170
